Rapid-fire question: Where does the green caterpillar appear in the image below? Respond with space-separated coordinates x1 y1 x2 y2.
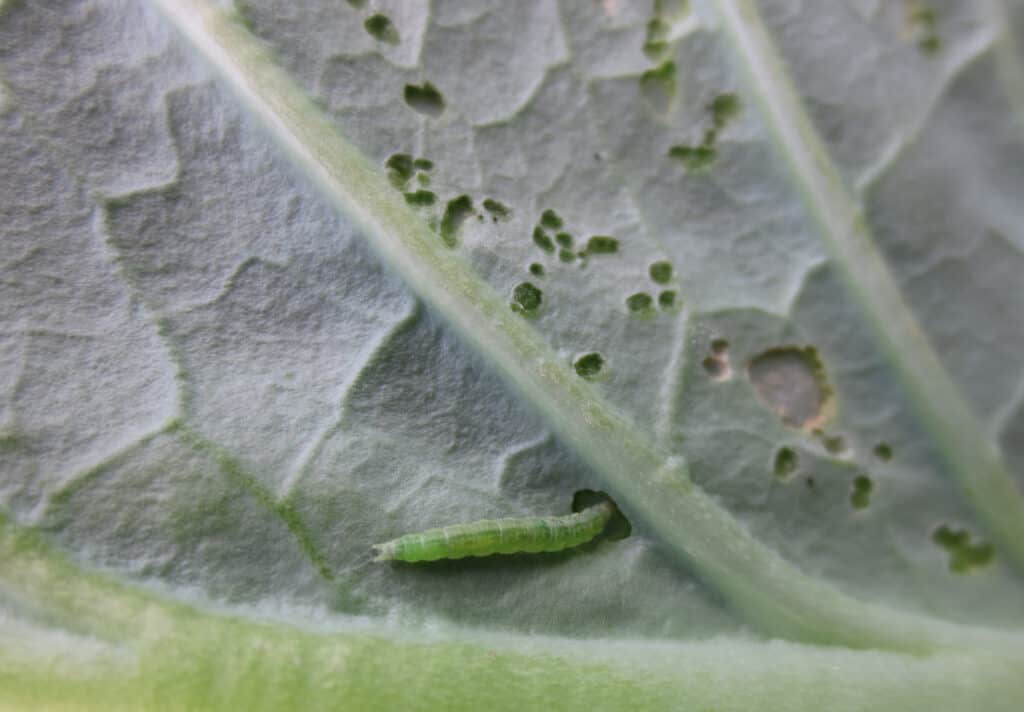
372 500 618 563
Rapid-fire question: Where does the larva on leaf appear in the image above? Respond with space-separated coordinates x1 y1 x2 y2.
372 492 626 563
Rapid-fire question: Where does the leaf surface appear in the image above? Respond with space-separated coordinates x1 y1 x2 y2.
1 0 1023 707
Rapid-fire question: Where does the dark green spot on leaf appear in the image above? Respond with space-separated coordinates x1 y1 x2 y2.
364 14 399 44
932 525 994 573
585 235 619 255
643 40 670 61
529 263 545 277
709 93 741 129
511 282 543 316
638 60 671 112
850 475 873 510
533 227 554 253
873 442 893 461
483 199 510 220
646 17 670 43
555 232 574 248
774 447 798 479
404 82 445 117
640 60 677 113
385 153 414 188
658 290 677 308
649 260 673 284
669 144 717 172
574 352 605 379
626 292 654 313
933 525 969 550
403 190 436 206
439 195 473 247
540 209 563 230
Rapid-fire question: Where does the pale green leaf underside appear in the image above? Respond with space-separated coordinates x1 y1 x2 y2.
3 516 1024 711
2 0 1024 706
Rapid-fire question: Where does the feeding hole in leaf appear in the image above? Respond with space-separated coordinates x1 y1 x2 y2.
820 433 848 457
747 345 834 430
532 226 555 253
574 352 605 379
626 292 654 314
932 525 994 573
669 92 741 171
640 60 676 113
873 442 894 461
534 215 586 262
404 81 445 117
540 209 563 230
404 190 436 206
703 338 732 381
649 260 673 284
439 195 473 247
385 153 414 188
643 43 669 63
643 0 689 58
643 18 671 60
669 144 716 172
709 93 742 129
511 282 543 316
483 199 510 221
364 14 399 44
584 235 619 255
850 475 873 510
773 447 798 479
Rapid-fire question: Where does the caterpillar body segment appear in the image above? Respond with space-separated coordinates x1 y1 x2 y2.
372 500 617 563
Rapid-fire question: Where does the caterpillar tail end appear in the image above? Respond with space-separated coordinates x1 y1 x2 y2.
371 541 396 562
